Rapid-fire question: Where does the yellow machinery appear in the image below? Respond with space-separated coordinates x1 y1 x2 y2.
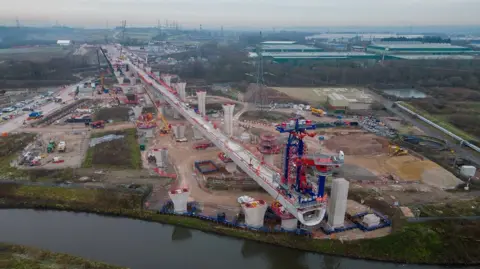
158 112 170 134
389 145 408 156
311 107 324 117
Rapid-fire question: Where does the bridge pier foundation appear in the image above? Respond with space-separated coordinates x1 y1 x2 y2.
168 188 190 213
241 200 267 228
281 218 298 231
193 127 203 140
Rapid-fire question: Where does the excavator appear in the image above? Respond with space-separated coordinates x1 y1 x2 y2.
158 112 171 134
389 145 408 156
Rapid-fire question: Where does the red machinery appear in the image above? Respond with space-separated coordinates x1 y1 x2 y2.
193 141 214 150
257 133 281 154
218 152 233 163
91 120 105 129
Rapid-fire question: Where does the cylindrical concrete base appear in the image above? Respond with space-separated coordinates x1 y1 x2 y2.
281 218 298 231
225 162 237 173
242 203 267 228
168 191 190 213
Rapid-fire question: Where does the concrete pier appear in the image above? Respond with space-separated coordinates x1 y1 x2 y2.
168 188 190 213
241 200 267 228
327 178 349 229
281 218 298 231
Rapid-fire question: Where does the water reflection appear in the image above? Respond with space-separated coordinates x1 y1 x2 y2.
171 226 192 242
241 240 309 269
323 255 341 269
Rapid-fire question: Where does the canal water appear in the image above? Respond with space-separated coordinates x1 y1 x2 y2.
383 89 427 99
0 210 472 269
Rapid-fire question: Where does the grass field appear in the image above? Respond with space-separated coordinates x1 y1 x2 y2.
0 46 71 62
398 101 479 142
0 242 125 269
83 129 141 169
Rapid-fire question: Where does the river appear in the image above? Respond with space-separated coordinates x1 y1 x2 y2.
0 209 472 269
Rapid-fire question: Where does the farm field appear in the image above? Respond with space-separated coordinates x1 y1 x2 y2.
0 46 72 62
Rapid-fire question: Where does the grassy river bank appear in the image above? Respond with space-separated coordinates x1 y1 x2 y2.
0 242 126 269
0 184 479 266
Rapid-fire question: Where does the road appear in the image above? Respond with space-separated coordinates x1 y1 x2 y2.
367 90 480 164
0 81 84 134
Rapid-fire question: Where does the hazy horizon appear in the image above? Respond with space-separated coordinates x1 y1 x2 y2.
1 0 479 29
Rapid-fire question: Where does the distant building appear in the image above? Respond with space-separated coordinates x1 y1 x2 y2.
57 40 72 46
351 46 366 52
305 33 425 43
366 43 473 55
261 41 297 45
327 93 349 113
261 44 323 53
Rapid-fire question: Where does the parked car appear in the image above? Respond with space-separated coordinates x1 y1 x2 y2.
2 107 15 113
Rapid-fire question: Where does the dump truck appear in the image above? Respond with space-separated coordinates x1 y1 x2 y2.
57 141 66 152
47 141 56 153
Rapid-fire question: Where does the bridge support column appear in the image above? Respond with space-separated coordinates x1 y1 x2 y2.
281 218 298 231
225 162 237 173
117 77 124 84
193 127 203 140
168 188 190 213
326 178 349 229
241 200 267 228
173 110 180 119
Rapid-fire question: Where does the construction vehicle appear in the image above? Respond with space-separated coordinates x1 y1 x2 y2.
57 141 66 152
91 120 105 129
47 141 56 153
311 108 324 117
27 111 43 120
389 145 408 156
193 141 214 150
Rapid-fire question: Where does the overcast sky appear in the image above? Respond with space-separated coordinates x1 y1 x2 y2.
1 0 479 28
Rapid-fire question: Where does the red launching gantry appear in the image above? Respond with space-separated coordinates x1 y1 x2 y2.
275 118 345 205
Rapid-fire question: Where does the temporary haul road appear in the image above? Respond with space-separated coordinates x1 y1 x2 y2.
105 45 326 226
